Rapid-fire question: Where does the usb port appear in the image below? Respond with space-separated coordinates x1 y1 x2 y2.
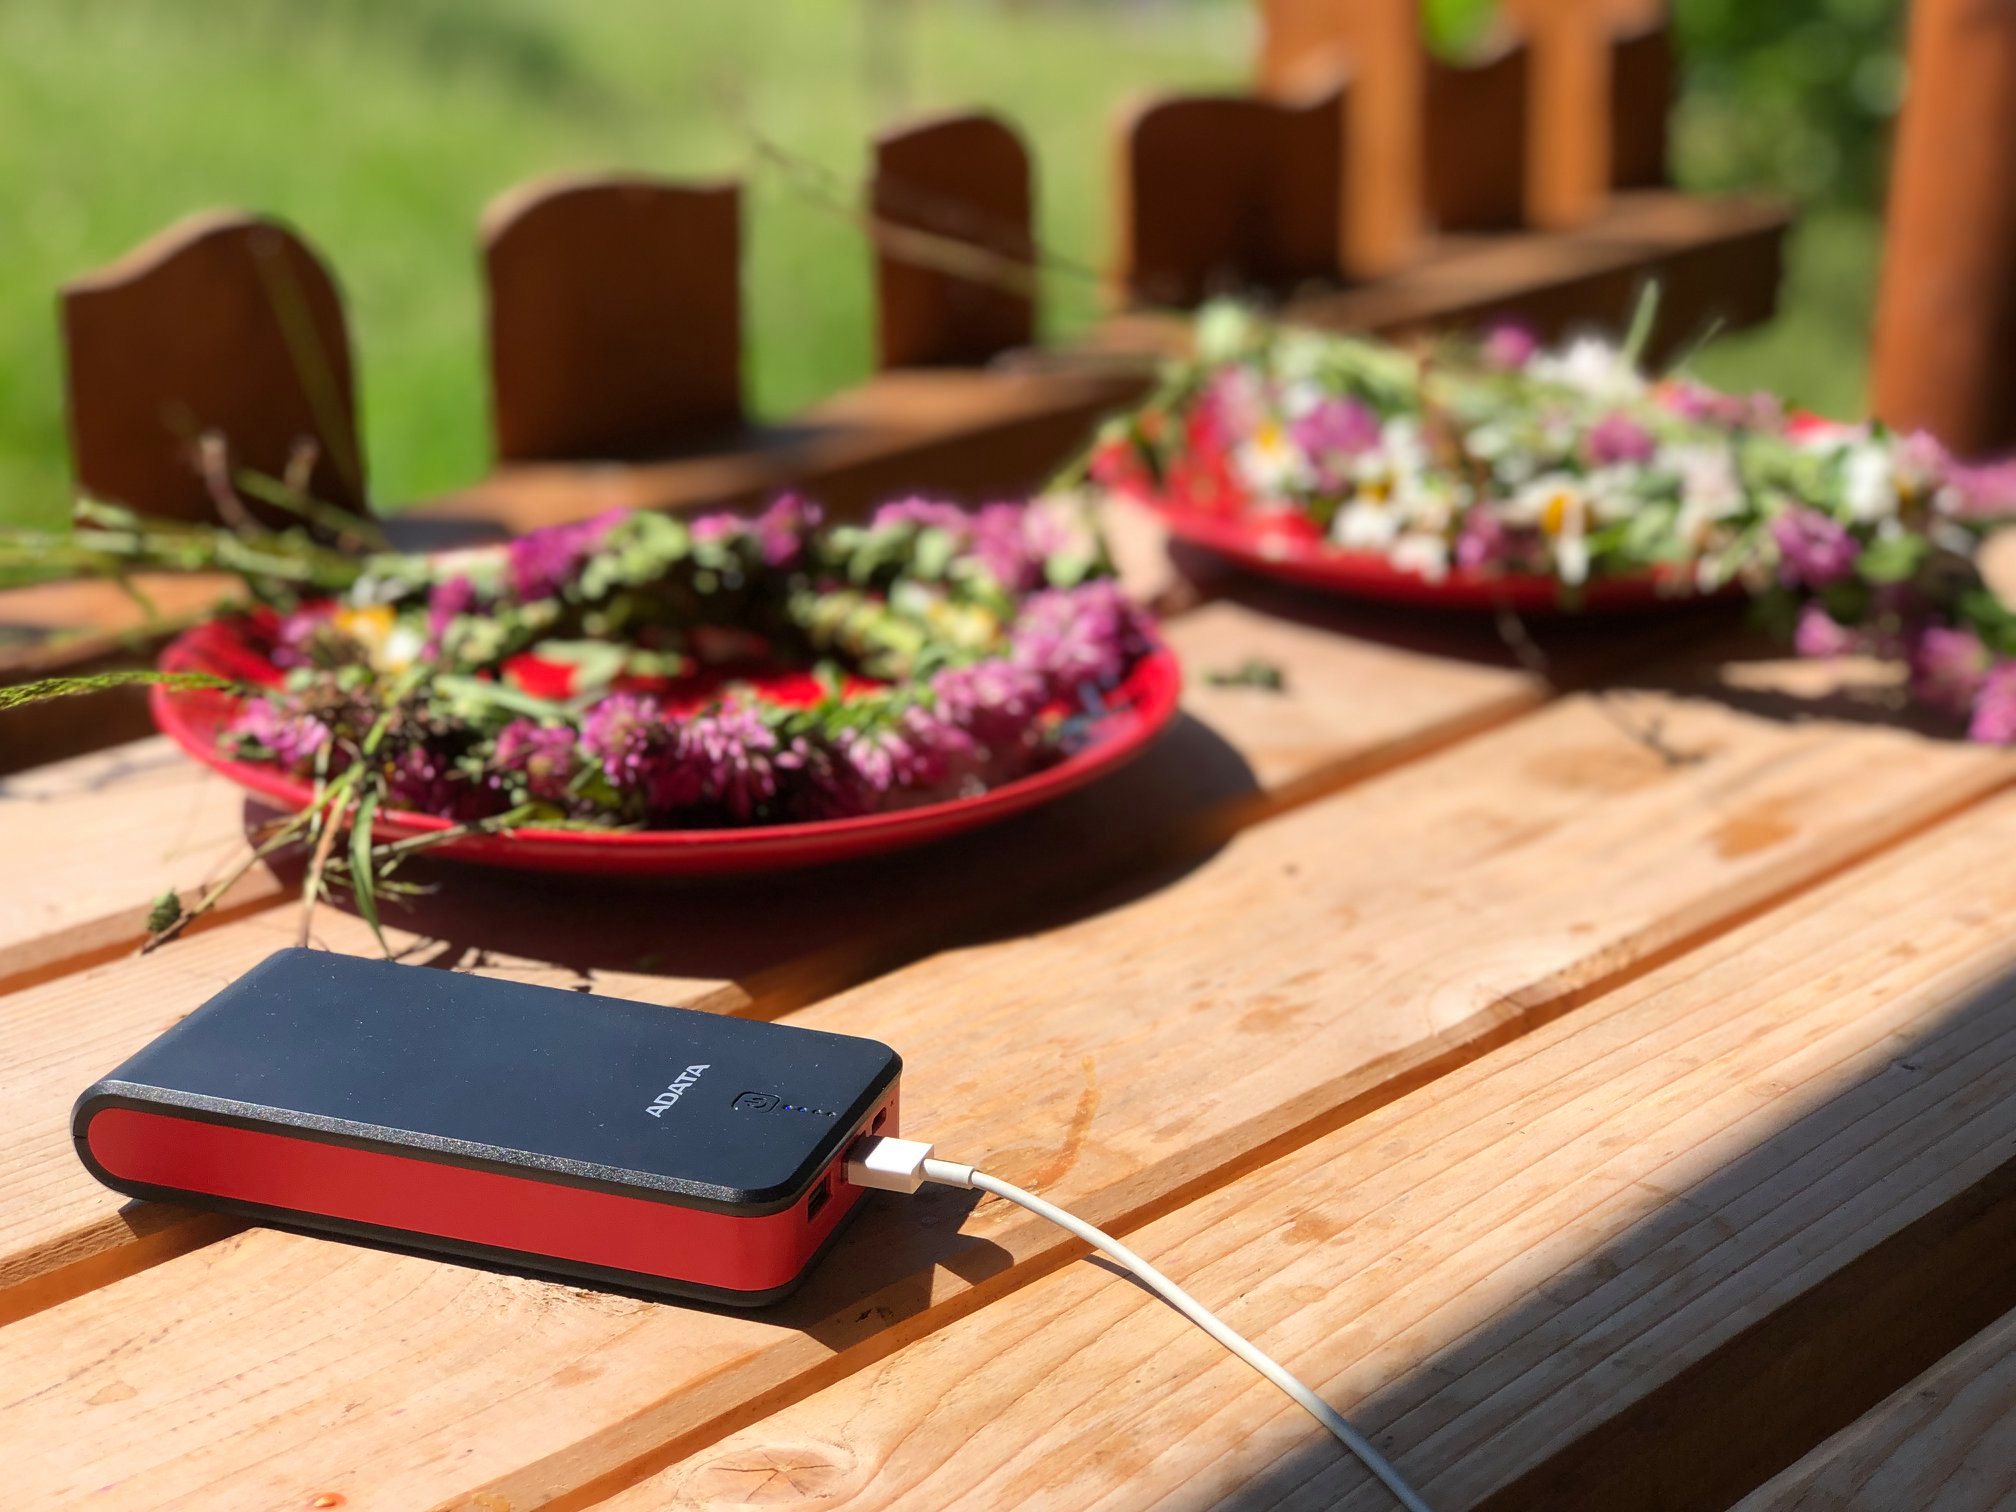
806 1175 831 1222
871 1107 888 1133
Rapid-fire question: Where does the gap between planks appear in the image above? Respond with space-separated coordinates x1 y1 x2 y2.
2 647 2014 1510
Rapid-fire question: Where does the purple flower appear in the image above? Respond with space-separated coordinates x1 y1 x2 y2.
689 511 742 543
580 692 701 810
1792 604 1860 659
1770 508 1861 590
1010 581 1152 695
872 497 972 534
932 658 1050 750
969 502 1045 591
1453 512 1514 572
268 610 332 669
1289 398 1381 488
580 692 662 780
753 493 821 567
1969 662 2016 744
679 699 784 820
506 510 622 601
1908 626 1989 719
1482 322 1539 370
836 705 976 799
492 719 577 803
230 698 331 769
386 745 485 820
1585 411 1656 467
1947 458 2016 519
426 574 477 643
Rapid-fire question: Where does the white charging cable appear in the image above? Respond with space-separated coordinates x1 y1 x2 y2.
846 1135 1433 1512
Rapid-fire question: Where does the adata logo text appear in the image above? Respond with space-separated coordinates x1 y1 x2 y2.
645 1064 710 1118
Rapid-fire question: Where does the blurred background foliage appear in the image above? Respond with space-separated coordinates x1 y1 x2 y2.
0 0 1903 530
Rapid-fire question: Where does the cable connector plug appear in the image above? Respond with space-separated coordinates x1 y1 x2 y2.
845 1134 938 1193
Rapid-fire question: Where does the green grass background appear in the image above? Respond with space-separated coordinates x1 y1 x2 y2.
0 0 1882 532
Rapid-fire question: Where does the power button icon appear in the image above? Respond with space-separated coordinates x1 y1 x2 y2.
733 1092 780 1113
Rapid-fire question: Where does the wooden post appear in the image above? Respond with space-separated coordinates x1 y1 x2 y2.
1424 39 1533 233
1504 0 1668 228
483 176 743 464
1114 82 1346 308
1872 0 2016 455
1258 0 1424 277
60 212 366 524
871 111 1036 369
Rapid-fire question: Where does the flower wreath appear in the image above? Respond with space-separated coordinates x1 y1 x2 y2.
222 495 1155 827
1090 303 2016 741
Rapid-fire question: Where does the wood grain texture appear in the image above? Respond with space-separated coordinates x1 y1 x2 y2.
0 589 1570 1322
1256 0 1423 276
1113 82 1347 310
6 651 2010 1510
1609 16 1675 191
1425 40 1532 234
873 112 1035 370
1736 1306 2016 1511
616 783 2016 1512
1871 0 2016 456
0 737 280 991
413 365 1151 540
484 176 743 463
1280 189 1789 368
61 211 365 523
1504 1 1670 227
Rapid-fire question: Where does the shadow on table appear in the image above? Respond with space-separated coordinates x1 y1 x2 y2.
252 707 1259 999
238 1176 1011 1340
1199 967 2016 1512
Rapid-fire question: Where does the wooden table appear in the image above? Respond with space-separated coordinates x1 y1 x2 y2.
3 500 2013 1511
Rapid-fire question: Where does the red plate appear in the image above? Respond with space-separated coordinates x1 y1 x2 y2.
1142 493 1723 615
151 617 1182 875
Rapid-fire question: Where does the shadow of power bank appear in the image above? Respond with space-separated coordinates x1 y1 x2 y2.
73 949 901 1305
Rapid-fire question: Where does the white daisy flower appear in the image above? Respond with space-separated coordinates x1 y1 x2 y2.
1333 499 1403 549
1528 336 1645 404
1390 533 1451 581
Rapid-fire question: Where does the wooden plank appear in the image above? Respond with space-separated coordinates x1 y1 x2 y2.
61 211 365 524
0 574 234 776
873 112 1036 370
1283 189 1785 366
1096 189 1791 370
1737 1306 2016 1511
1256 0 1424 277
6 649 2011 1510
0 737 281 992
483 176 744 463
1425 40 1532 234
1870 0 2016 457
1505 1 1670 227
1112 82 1347 310
1609 16 1675 192
407 365 1151 541
0 585 1577 1321
609 779 2016 1512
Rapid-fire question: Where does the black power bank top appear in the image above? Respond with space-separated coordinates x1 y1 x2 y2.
73 949 902 1303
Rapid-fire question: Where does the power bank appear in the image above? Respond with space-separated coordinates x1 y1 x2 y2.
73 949 901 1305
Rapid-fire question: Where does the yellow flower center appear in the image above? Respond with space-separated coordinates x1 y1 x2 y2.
1540 491 1576 536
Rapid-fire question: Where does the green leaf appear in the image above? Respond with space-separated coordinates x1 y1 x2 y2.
0 669 238 711
1856 534 1928 585
349 786 388 956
